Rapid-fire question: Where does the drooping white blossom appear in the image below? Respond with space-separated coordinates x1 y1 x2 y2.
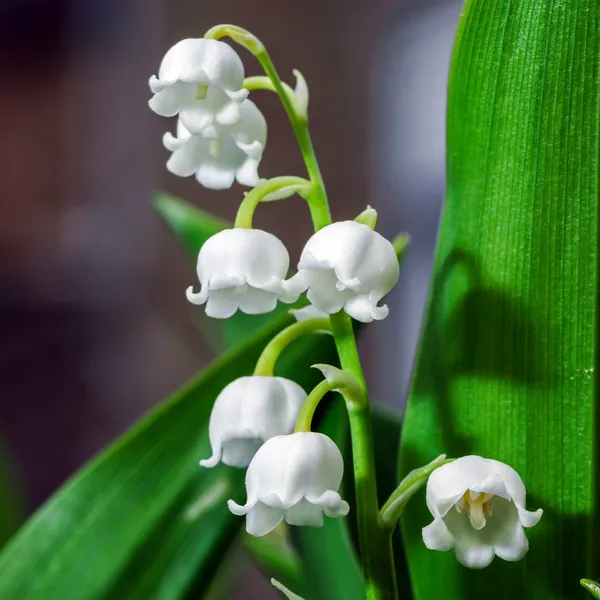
163 99 267 189
186 228 299 318
149 38 248 134
200 376 306 468
288 221 399 323
422 455 543 569
228 432 350 536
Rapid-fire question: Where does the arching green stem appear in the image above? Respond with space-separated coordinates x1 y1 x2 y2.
380 455 453 533
294 379 331 433
253 318 331 377
243 76 296 103
314 365 397 600
204 24 331 230
234 176 312 229
207 23 398 600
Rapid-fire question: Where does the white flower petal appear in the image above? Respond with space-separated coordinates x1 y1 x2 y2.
343 295 389 323
307 490 350 518
227 499 251 516
189 229 293 317
231 432 348 536
516 506 543 528
166 137 210 178
198 449 222 469
148 85 181 117
205 291 239 319
216 101 242 125
162 131 187 152
492 509 529 562
296 222 399 321
179 107 214 135
285 498 325 527
423 456 542 569
221 437 263 467
235 157 262 188
426 456 508 518
454 541 495 569
195 162 236 190
200 376 306 469
422 518 454 552
246 502 284 536
186 285 208 306
237 287 278 315
156 39 244 90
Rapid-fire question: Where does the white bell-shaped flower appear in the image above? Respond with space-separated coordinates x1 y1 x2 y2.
149 38 248 134
422 455 543 569
163 99 266 190
200 376 306 468
228 432 350 536
186 228 299 318
290 221 399 323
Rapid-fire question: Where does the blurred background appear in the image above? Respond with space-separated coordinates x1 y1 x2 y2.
0 0 461 596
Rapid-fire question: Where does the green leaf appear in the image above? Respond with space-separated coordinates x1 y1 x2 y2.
400 1 599 599
152 193 229 257
0 315 339 599
581 579 600 599
153 192 292 351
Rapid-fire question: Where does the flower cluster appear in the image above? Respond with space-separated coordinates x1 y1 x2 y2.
150 32 542 570
186 220 399 322
150 39 399 323
201 374 349 537
150 39 266 189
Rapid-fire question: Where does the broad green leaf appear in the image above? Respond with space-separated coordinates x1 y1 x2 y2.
0 316 339 599
400 1 599 599
153 193 291 351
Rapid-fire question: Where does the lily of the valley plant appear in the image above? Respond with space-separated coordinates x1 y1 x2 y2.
149 25 542 600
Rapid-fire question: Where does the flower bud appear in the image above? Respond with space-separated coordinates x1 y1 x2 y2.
149 38 248 134
200 376 305 468
186 229 299 318
228 432 350 536
164 99 267 190
290 221 399 323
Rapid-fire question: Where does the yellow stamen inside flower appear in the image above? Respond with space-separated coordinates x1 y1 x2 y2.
455 490 494 530
209 140 221 158
196 85 209 100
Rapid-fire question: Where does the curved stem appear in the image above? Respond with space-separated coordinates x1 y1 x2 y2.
234 176 312 229
207 24 397 600
205 25 331 230
253 318 331 377
380 456 453 533
294 379 331 433
243 76 296 101
301 365 397 600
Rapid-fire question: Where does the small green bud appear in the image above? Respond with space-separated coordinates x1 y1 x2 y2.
354 206 378 229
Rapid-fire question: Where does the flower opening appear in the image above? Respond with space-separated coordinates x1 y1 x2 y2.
422 455 542 569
